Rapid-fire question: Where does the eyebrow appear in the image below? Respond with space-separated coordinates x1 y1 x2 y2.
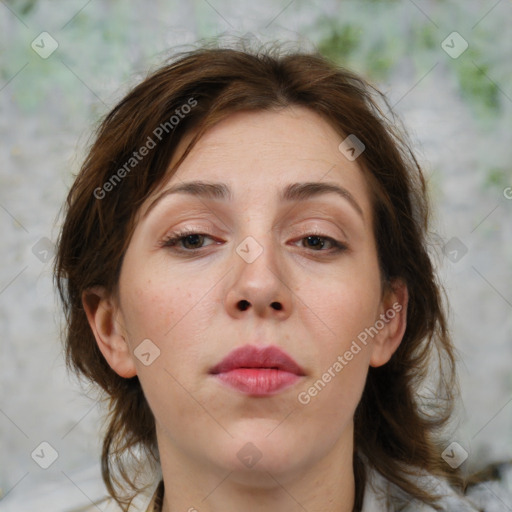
144 180 364 219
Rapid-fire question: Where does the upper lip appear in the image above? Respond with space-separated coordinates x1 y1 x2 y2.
209 345 306 376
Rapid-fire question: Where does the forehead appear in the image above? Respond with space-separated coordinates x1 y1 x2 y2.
172 106 353 173
142 106 373 217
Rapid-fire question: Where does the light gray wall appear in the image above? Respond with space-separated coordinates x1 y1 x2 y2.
1 0 511 509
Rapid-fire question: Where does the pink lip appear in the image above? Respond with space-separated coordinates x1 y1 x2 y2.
209 345 306 396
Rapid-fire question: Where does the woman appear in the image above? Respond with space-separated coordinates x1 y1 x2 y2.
54 44 490 511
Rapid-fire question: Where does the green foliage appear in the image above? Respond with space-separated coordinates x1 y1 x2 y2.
484 167 511 189
365 46 393 81
416 23 437 50
317 23 362 64
12 0 37 16
455 49 500 117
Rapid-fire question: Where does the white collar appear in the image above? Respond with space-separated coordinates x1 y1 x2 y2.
361 462 481 512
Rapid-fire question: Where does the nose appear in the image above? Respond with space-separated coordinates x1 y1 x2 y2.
225 236 293 320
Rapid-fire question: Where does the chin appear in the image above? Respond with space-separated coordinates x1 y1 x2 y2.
216 426 316 479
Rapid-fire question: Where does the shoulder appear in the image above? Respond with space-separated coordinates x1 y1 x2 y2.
80 482 161 512
80 498 150 512
361 463 483 512
81 498 125 511
464 461 512 512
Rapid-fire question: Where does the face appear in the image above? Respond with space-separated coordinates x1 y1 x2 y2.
94 106 407 484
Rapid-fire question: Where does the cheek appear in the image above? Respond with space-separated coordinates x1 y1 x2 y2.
298 267 381 345
121 281 177 341
293 257 380 415
295 284 374 431
119 267 205 340
119 266 220 387
118 273 216 426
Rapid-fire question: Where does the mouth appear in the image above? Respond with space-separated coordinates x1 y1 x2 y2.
209 344 306 396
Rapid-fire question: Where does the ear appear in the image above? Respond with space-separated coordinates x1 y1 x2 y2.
82 286 137 378
369 278 409 368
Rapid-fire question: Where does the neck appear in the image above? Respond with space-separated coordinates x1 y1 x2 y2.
158 424 356 512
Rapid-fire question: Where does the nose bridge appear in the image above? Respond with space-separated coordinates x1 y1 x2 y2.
234 207 277 267
235 229 279 284
227 219 291 317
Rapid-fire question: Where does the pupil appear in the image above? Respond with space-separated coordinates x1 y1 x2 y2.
307 236 323 249
184 234 202 248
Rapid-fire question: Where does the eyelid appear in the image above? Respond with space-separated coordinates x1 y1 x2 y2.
160 223 217 238
289 221 349 242
159 227 349 256
160 224 346 243
159 226 217 246
291 228 349 251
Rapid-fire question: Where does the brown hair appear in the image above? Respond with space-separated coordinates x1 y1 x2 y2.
54 42 463 511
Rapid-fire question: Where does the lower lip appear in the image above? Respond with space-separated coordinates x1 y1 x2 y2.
212 369 302 396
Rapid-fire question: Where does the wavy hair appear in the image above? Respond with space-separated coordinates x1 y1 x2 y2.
54 42 463 511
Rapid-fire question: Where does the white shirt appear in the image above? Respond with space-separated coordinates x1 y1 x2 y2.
361 463 481 511
82 462 512 512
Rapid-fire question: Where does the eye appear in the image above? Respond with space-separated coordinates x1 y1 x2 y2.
295 234 347 252
161 229 217 252
160 229 348 255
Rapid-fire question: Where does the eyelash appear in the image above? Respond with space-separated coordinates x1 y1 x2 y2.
160 229 348 255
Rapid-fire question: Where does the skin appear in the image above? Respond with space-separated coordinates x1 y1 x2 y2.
83 106 408 512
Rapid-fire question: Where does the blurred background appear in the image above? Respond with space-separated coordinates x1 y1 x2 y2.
1 0 511 510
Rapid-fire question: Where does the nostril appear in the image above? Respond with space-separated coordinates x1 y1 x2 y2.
237 300 282 311
238 300 250 311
